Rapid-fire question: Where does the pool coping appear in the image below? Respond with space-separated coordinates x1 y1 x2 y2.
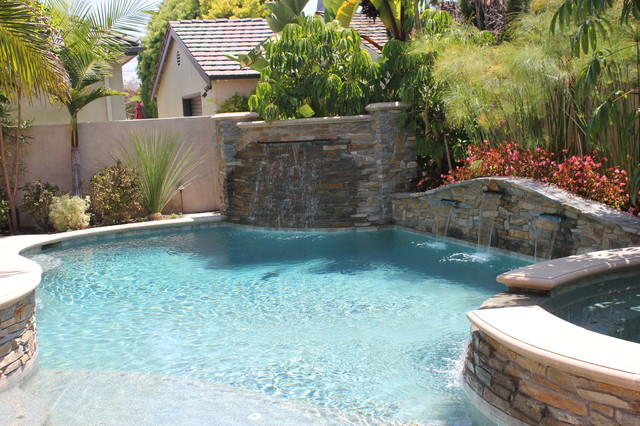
0 213 226 310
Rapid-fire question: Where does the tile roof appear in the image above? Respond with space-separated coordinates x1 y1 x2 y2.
169 18 272 79
153 15 389 94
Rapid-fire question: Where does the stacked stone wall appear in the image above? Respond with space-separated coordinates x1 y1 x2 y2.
392 177 640 258
0 291 37 389
218 103 416 228
464 329 640 424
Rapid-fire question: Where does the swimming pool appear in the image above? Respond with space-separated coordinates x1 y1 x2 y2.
15 226 527 424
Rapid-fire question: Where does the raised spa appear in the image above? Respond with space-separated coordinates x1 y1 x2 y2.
6 225 527 424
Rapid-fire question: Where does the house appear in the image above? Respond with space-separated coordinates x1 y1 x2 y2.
151 16 388 118
21 35 143 125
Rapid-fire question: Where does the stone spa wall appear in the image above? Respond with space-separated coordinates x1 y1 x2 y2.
213 103 417 228
392 177 640 259
465 329 640 424
0 292 37 389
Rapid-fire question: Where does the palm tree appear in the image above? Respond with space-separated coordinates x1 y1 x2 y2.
46 0 152 197
0 0 68 234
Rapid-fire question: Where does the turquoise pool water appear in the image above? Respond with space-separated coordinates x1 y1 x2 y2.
543 271 640 344
20 227 527 424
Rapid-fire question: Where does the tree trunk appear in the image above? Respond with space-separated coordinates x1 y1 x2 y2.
70 114 82 197
0 123 17 235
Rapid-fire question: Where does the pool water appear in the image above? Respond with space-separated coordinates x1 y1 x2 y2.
543 272 640 344
20 227 527 424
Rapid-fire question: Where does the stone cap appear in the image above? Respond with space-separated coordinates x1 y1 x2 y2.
497 247 640 290
365 102 410 112
468 305 640 389
236 115 372 128
212 112 259 121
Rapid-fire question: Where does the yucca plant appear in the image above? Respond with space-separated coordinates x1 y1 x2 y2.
124 132 205 219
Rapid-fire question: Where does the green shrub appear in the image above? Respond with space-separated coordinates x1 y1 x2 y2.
247 15 382 122
20 180 60 232
0 194 9 233
90 162 144 225
218 93 250 113
49 195 91 232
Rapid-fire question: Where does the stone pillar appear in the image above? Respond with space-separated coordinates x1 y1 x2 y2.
365 102 416 224
212 112 259 212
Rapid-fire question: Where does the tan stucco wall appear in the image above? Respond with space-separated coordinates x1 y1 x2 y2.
155 39 209 118
155 39 259 117
208 78 259 112
20 63 126 125
18 116 221 222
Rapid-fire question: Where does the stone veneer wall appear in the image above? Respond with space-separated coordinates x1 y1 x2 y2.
214 103 416 228
0 291 37 389
392 177 640 258
464 329 640 424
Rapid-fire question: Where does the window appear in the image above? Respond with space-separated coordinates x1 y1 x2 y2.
182 95 202 116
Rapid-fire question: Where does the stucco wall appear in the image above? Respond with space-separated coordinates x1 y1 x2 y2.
156 39 210 118
155 40 259 118
20 62 127 125
209 78 259 113
18 116 220 222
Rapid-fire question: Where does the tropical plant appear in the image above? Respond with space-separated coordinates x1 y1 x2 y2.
551 0 640 174
20 180 60 232
46 0 153 197
49 193 91 231
324 0 416 41
218 92 250 113
0 0 68 234
89 162 144 225
382 10 495 174
247 15 383 122
124 131 205 218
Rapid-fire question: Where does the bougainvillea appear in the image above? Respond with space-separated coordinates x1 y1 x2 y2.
427 141 631 212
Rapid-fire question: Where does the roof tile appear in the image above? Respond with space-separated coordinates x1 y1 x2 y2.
169 16 388 79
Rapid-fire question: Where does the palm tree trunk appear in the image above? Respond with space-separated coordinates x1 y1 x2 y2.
70 113 82 197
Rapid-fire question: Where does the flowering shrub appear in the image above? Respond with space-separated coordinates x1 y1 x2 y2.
49 195 91 232
439 142 630 211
